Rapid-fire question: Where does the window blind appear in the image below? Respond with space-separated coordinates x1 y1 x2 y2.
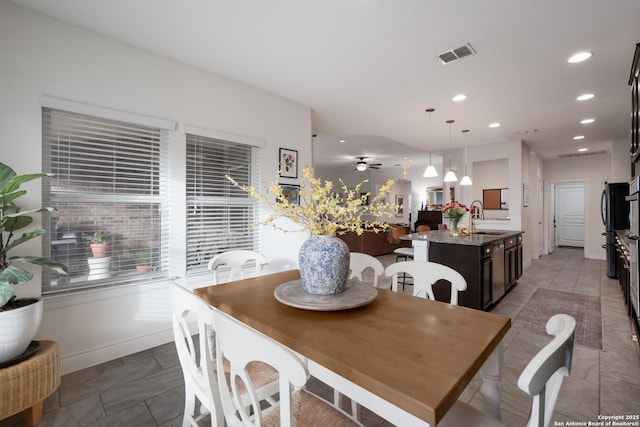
42 108 169 292
185 134 261 273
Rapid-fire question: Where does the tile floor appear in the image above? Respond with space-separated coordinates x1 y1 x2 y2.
1 247 639 426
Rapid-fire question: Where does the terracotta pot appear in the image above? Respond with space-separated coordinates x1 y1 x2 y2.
136 265 151 273
90 242 108 258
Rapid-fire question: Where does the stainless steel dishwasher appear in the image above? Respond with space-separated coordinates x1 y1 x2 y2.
492 241 505 303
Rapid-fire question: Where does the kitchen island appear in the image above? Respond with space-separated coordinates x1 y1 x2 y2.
400 230 524 310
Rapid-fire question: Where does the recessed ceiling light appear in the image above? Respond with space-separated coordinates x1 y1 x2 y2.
452 94 467 102
580 118 595 124
489 123 500 128
573 135 585 140
568 51 593 64
339 139 346 143
578 148 588 152
577 93 595 101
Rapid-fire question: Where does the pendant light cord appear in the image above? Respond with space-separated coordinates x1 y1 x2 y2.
426 108 435 163
447 119 454 169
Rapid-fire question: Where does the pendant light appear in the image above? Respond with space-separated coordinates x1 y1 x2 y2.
460 129 473 186
443 119 458 182
423 108 438 177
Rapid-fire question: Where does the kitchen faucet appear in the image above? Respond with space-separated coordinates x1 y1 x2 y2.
469 200 484 233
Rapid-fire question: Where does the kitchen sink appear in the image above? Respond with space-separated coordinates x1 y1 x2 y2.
472 231 505 235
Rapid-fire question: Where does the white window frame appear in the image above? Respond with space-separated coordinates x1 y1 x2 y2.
41 99 174 293
184 125 263 277
39 97 264 294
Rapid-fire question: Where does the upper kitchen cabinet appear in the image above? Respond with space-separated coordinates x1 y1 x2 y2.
631 43 640 175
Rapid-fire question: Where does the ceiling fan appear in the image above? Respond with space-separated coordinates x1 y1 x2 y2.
354 157 382 172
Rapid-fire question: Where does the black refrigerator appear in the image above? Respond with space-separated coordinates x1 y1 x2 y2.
601 182 630 278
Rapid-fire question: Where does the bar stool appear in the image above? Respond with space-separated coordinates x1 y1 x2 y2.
392 227 414 289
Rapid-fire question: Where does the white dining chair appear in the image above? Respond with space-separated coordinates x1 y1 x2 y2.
439 313 576 427
207 250 267 284
385 260 467 305
213 309 361 427
348 252 385 287
170 283 279 427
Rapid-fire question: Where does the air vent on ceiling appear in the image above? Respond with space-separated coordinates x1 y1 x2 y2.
437 43 476 65
557 150 608 158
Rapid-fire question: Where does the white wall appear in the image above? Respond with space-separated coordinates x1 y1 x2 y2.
543 153 611 260
1 2 311 373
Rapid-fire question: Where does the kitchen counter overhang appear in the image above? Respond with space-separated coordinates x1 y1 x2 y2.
400 229 524 247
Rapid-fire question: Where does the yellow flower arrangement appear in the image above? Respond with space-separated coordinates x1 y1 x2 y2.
226 164 409 236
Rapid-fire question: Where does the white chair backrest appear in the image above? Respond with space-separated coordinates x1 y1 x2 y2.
207 250 267 284
349 252 384 287
385 260 467 305
170 282 224 426
214 309 308 427
518 314 576 427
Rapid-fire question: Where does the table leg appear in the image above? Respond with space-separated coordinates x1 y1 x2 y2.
479 342 503 421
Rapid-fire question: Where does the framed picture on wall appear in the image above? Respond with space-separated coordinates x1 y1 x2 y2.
278 184 300 205
395 195 405 216
279 148 298 178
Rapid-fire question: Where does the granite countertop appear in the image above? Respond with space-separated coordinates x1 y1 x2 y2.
400 229 524 246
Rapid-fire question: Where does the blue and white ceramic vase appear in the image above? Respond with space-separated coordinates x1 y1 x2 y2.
299 235 349 295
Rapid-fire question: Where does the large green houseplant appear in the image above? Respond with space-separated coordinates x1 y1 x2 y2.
0 162 68 363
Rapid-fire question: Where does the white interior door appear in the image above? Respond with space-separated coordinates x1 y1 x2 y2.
555 183 585 247
537 179 544 256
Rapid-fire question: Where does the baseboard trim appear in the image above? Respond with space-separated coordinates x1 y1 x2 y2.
59 329 174 375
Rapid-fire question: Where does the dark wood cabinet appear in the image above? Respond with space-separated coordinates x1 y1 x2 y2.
429 242 498 311
429 242 486 310
630 43 640 175
428 233 522 311
481 245 493 309
414 210 442 232
504 234 523 290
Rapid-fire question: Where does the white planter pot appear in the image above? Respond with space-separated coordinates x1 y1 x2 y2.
0 299 43 363
88 256 111 280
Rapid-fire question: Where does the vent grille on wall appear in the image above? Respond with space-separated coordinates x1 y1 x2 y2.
437 43 476 64
557 150 608 158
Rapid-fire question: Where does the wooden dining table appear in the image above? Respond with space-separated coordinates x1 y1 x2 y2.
195 269 511 426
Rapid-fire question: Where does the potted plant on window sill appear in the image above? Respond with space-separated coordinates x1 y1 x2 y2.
134 251 152 273
0 162 68 364
87 231 111 280
90 231 109 258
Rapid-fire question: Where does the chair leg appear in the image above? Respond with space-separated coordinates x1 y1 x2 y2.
395 255 411 290
182 387 197 427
